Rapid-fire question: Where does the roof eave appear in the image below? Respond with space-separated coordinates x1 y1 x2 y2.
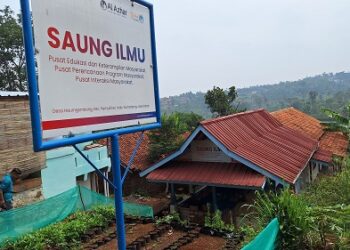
146 178 265 190
292 143 319 184
139 126 203 177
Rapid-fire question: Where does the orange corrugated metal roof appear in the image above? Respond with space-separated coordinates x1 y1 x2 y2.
147 161 266 188
271 107 324 140
319 131 349 158
313 148 333 163
119 132 151 172
200 109 318 184
271 107 348 158
98 133 152 172
101 131 192 172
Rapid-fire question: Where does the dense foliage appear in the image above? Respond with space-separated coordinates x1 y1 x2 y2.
302 158 350 207
1 206 115 250
243 157 350 249
161 72 350 119
172 112 204 131
148 113 187 162
323 103 350 136
148 112 203 162
0 6 26 91
246 190 315 249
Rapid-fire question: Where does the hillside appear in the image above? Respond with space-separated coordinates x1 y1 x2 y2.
161 72 350 119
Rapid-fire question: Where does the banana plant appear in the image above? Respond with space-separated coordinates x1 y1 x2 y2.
322 103 350 137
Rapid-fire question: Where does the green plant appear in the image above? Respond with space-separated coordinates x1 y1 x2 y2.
0 6 27 91
1 205 116 250
322 103 350 136
302 156 350 207
247 190 314 249
338 230 350 249
156 212 187 227
148 113 187 162
239 225 261 248
241 157 350 249
307 204 350 249
204 209 235 233
204 204 212 228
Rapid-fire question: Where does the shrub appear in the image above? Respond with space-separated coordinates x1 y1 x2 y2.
204 209 235 233
148 114 187 162
247 190 314 249
243 157 350 249
239 225 261 248
302 157 350 207
156 212 187 227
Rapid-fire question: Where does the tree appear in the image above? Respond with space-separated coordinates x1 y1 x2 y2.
173 112 203 131
204 86 240 117
0 6 27 91
148 113 187 162
309 91 318 113
322 103 350 137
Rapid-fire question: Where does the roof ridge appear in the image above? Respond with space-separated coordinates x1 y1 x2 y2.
270 107 295 114
200 108 266 125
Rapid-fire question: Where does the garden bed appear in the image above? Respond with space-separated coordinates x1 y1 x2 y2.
180 234 226 250
1 206 240 250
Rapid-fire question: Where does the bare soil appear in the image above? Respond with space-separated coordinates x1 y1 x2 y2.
95 227 226 250
97 223 155 250
124 195 170 215
180 234 226 250
146 230 185 250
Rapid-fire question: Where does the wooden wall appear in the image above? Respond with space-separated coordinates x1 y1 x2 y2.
0 97 45 176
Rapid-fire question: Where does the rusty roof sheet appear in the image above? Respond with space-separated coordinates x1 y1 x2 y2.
100 131 192 172
200 109 318 184
312 148 333 163
147 161 266 188
98 133 152 172
319 131 349 158
119 132 152 172
271 107 349 158
271 107 324 140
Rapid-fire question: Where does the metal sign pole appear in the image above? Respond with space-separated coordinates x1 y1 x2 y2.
111 134 126 250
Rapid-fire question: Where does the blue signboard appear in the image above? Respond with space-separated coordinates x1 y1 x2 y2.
20 0 161 152
20 0 161 249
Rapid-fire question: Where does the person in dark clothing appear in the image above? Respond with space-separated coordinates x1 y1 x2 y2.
0 168 22 211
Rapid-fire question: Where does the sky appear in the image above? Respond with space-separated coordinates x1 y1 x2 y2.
2 0 350 97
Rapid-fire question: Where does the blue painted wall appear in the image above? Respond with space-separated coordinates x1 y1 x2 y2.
41 142 111 198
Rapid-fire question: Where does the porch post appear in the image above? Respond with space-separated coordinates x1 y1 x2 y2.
189 184 194 194
170 183 176 205
212 186 218 211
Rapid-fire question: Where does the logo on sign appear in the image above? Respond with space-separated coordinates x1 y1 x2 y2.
100 0 127 17
100 0 107 10
130 12 144 23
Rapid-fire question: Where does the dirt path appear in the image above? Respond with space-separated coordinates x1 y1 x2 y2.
146 230 185 250
97 223 155 250
180 234 226 250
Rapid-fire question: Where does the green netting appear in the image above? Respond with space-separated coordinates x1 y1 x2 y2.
242 218 279 250
76 186 153 218
0 186 153 244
